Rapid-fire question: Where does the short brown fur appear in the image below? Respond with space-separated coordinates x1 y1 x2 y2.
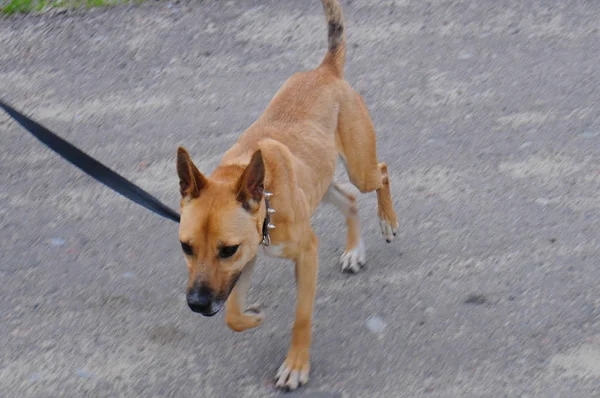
176 0 399 391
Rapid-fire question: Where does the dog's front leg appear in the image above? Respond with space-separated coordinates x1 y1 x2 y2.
275 230 318 391
225 257 264 332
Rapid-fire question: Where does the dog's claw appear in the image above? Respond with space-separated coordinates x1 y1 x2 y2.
275 361 309 391
340 239 366 273
245 305 264 316
379 217 398 243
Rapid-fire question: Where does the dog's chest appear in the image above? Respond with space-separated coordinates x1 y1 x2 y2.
262 244 285 258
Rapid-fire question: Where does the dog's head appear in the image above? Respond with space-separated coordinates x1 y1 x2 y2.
176 146 266 317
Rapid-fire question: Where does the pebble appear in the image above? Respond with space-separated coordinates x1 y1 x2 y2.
465 294 487 305
427 138 448 147
316 296 331 306
123 272 136 279
520 141 532 149
535 198 551 206
76 369 93 379
581 130 599 138
366 316 387 334
50 238 65 246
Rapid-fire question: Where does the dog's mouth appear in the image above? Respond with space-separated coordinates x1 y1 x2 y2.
188 273 241 317
195 300 223 317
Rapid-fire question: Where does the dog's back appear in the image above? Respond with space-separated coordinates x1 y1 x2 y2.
222 0 348 174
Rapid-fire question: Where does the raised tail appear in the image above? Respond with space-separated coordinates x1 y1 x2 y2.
320 0 346 77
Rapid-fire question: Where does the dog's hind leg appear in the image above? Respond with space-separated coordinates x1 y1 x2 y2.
335 83 399 242
322 182 365 273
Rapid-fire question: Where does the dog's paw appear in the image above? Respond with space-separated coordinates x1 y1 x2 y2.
225 306 265 332
340 239 366 273
378 214 399 243
275 350 310 391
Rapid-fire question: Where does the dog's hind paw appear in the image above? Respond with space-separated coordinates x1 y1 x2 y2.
340 239 366 273
379 216 398 243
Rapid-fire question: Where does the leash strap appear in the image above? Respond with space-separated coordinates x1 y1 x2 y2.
0 99 180 223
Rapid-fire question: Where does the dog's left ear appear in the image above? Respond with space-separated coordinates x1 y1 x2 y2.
236 150 265 212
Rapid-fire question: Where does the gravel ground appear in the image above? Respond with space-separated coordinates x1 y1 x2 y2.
1 1 599 396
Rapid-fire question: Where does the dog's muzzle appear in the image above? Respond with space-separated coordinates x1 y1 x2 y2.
186 273 241 317
186 286 223 317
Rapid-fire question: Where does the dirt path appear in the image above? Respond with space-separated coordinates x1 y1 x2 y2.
1 1 599 396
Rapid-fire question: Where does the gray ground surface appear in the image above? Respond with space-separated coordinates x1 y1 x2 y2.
1 1 599 396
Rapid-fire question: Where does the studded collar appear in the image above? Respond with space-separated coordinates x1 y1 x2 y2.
260 192 275 246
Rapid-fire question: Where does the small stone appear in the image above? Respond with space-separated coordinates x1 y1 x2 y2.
76 369 93 379
520 141 532 149
123 272 135 279
427 138 447 146
581 130 599 138
535 198 551 206
457 50 473 60
316 296 331 306
28 373 42 382
366 316 387 334
465 294 486 305
50 238 65 246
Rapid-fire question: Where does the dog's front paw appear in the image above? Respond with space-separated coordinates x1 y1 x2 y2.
225 306 264 332
340 239 366 273
275 349 310 391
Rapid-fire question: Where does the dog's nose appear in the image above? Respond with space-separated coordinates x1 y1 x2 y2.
186 286 216 316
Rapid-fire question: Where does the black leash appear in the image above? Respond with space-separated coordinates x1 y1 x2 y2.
0 99 180 223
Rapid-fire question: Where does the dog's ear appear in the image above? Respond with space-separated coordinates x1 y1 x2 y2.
177 146 207 198
236 150 265 212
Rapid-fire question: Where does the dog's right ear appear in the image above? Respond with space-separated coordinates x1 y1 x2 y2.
236 150 265 212
177 146 207 198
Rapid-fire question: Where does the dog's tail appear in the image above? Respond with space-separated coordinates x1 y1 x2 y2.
320 0 346 77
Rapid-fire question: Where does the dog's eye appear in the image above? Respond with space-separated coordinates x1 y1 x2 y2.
181 242 193 255
219 245 239 259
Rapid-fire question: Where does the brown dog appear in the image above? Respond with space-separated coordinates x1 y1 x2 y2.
176 0 399 391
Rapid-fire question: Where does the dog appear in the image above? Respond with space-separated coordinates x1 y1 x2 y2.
176 0 399 391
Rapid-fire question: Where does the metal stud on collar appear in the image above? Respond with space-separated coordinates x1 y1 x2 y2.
262 235 271 247
261 192 275 246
